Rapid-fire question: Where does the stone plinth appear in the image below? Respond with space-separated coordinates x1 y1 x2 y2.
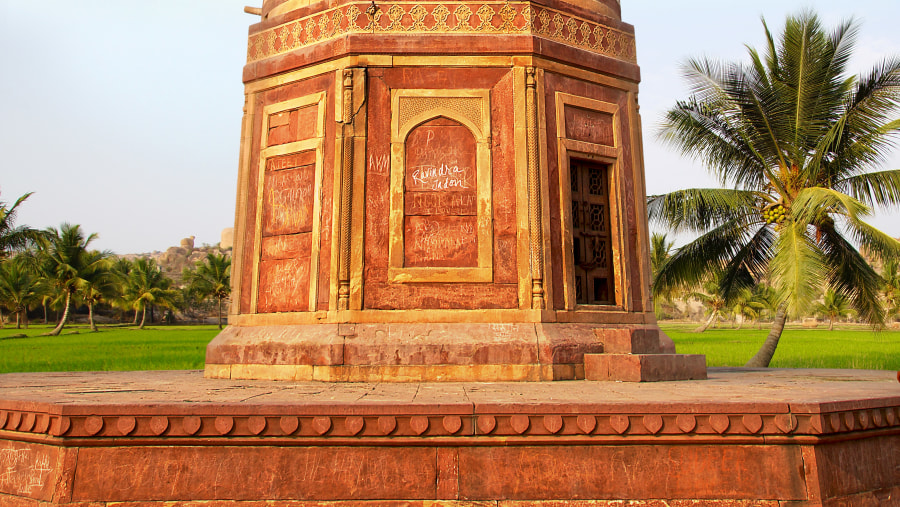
208 0 705 381
2 368 899 505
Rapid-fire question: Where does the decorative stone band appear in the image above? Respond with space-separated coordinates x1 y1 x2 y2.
4 406 899 441
246 2 637 64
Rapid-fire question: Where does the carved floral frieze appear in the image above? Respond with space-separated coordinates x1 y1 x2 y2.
246 2 638 64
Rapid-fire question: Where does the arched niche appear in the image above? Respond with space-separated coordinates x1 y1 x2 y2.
388 90 493 283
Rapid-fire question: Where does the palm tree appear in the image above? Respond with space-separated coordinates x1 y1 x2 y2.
688 276 729 333
125 258 179 329
0 192 44 260
813 289 854 330
729 288 765 330
183 252 231 329
881 257 900 323
40 224 109 336
0 256 45 329
649 233 677 318
650 11 900 367
77 252 117 332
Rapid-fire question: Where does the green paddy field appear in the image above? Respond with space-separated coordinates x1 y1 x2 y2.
0 322 896 374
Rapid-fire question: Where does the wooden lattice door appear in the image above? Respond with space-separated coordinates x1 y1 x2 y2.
570 159 615 305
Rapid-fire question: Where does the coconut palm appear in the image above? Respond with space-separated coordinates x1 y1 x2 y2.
0 256 45 329
183 252 231 329
650 11 900 367
0 192 44 260
813 289 854 330
125 258 179 329
40 224 111 335
729 288 765 330
688 277 728 333
77 253 117 332
881 257 900 322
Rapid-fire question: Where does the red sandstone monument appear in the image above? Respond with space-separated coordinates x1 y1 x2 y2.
205 0 706 383
1 1 899 504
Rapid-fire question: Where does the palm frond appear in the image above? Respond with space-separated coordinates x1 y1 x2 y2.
817 221 885 324
648 188 760 233
769 221 826 319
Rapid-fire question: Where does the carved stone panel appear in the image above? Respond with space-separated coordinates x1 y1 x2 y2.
403 118 478 268
564 106 614 146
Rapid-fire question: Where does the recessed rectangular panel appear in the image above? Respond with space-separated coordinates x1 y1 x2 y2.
262 163 315 237
564 106 614 146
267 104 319 146
404 215 478 267
261 233 312 261
257 256 310 313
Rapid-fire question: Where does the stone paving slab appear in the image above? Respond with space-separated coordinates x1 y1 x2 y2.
0 367 897 410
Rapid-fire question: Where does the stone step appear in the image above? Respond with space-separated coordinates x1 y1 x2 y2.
592 327 661 354
584 353 707 382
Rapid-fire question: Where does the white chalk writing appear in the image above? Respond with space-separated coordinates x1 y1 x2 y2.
0 446 51 494
369 153 390 175
410 163 471 191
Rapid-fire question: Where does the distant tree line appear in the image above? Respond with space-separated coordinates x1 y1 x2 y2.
0 193 231 332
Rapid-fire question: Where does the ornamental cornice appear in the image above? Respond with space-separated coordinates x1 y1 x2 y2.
2 406 899 442
246 1 637 64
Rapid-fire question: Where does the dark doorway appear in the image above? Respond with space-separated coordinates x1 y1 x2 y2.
570 159 615 305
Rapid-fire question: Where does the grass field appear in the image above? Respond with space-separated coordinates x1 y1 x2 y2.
0 322 896 374
661 322 900 370
0 325 217 374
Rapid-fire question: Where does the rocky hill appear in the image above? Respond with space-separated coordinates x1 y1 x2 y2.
118 228 233 286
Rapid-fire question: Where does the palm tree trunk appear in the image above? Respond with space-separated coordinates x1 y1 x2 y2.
745 307 787 367
139 306 147 329
133 308 139 325
49 292 71 336
217 298 223 329
829 317 834 331
88 302 97 332
693 311 717 333
0 308 5 329
42 302 47 324
15 310 20 329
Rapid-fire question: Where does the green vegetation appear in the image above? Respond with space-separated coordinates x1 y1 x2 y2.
651 11 900 367
0 325 218 373
662 322 900 370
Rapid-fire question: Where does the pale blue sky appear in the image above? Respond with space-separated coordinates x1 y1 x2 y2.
1 1 898 254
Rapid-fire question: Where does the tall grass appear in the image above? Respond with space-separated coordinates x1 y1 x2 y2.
662 322 900 370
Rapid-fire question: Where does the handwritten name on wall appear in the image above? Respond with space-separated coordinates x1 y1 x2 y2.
405 119 476 192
